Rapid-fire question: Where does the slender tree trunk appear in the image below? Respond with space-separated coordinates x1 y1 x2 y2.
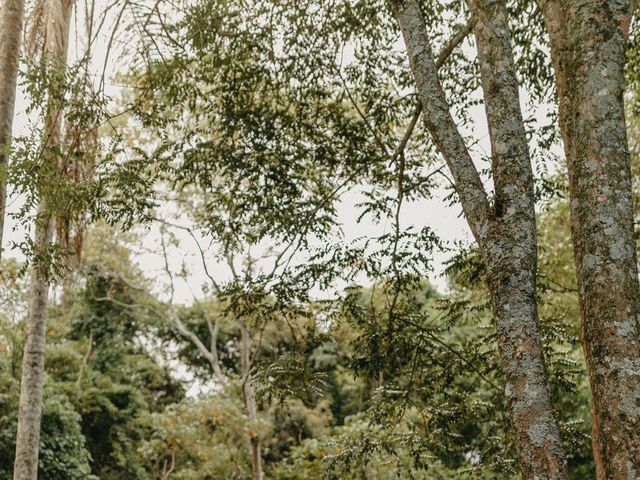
240 322 263 480
244 381 263 480
0 0 26 260
13 1 72 478
390 0 567 477
13 209 54 480
538 1 640 477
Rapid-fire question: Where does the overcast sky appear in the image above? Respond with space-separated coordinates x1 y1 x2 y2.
5 3 566 305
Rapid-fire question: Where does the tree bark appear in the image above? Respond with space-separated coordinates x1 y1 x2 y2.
0 0 26 260
390 0 567 477
240 321 263 480
13 0 72 478
13 208 54 480
538 0 640 477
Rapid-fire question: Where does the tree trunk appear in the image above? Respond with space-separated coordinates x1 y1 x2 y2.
390 0 567 477
473 1 567 476
538 0 640 477
244 381 263 480
240 322 263 480
12 209 54 480
58 124 95 307
13 0 72 478
0 0 26 260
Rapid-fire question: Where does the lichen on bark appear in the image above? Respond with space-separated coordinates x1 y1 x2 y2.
389 0 567 477
537 0 640 477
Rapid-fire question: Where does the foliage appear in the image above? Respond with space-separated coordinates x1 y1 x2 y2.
7 0 640 476
0 378 96 479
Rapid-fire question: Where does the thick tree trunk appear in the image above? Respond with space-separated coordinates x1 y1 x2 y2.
473 1 567 476
390 0 567 477
0 0 26 259
13 0 72 478
538 1 640 477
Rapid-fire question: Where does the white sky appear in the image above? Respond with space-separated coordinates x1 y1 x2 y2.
2 2 565 398
4 1 563 305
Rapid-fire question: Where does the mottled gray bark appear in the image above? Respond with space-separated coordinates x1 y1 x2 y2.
538 0 640 477
390 2 490 243
13 0 72 478
390 0 567 477
473 1 568 477
0 0 26 260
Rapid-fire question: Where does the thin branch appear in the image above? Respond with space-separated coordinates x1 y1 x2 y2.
435 15 476 69
75 330 93 387
386 152 406 341
390 16 476 163
393 1 490 243
190 291 226 383
152 217 222 295
392 311 500 391
336 47 391 157
159 226 226 384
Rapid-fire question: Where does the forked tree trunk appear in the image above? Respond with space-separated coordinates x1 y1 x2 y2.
0 0 27 259
390 0 567 477
538 0 640 477
13 0 73 478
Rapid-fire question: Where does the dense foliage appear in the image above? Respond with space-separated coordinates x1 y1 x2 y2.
4 0 640 477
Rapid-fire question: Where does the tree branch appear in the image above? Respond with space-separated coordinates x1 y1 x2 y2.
391 0 490 245
159 227 226 384
391 15 476 163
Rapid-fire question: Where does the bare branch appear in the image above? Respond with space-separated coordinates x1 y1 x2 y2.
159 225 226 384
153 217 223 295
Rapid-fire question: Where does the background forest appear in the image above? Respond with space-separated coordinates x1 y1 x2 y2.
1 0 640 478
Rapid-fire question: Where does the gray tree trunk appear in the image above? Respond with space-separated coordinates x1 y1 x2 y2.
0 0 26 260
12 209 54 480
240 322 263 480
13 0 73 478
538 0 640 477
390 0 567 477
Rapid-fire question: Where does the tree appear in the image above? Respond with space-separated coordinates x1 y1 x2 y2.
536 1 640 476
0 0 26 258
389 0 566 477
114 0 575 475
0 264 97 479
158 225 267 480
65 265 184 479
16 0 633 477
13 0 73 477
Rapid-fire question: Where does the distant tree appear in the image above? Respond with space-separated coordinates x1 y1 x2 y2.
64 265 183 479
